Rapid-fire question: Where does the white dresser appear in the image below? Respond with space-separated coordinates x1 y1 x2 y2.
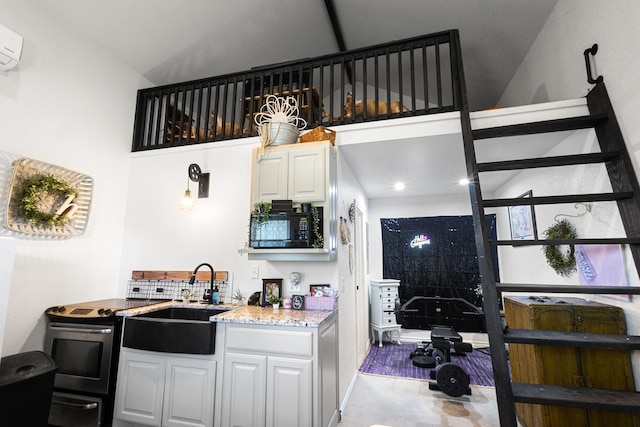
369 279 401 347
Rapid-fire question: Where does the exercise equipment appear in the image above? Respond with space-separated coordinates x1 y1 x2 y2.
409 325 473 397
432 363 471 397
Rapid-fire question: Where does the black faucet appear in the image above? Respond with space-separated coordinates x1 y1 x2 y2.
189 263 215 303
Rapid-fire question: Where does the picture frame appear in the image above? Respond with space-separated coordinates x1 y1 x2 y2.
508 190 538 241
261 278 282 306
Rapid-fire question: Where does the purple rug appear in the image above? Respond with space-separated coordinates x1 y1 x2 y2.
358 342 499 387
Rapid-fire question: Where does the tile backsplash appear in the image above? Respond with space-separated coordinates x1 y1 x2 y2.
126 278 229 302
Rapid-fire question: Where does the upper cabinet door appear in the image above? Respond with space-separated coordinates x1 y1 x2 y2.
251 143 327 205
288 145 325 202
252 150 289 203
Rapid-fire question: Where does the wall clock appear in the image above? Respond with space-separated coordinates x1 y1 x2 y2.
291 295 305 310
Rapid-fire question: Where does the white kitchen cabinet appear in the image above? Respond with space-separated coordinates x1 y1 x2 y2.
243 140 338 261
251 142 331 204
114 348 216 427
219 315 338 427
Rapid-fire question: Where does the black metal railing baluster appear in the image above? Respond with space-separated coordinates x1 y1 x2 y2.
410 45 416 113
397 47 403 116
374 52 380 114
213 81 221 139
385 47 391 115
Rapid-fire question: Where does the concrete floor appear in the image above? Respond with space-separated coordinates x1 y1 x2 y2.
339 373 504 427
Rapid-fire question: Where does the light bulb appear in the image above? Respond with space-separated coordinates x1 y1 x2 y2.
180 188 195 210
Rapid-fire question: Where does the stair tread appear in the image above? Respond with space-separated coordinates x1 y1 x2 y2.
477 151 621 172
504 328 640 349
491 237 640 246
472 114 608 140
511 382 640 411
496 283 640 294
483 192 633 208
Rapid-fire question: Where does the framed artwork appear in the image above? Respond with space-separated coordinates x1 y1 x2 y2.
261 278 282 306
508 190 538 241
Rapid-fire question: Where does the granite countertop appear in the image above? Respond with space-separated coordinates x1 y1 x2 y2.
212 305 337 328
117 300 237 317
117 300 336 328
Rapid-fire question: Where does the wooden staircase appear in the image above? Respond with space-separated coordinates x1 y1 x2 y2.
458 81 640 426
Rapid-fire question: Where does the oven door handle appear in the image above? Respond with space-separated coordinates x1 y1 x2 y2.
49 325 113 334
51 397 99 410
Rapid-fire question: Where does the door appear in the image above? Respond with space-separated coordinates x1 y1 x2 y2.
354 205 369 364
222 352 267 427
45 322 115 395
163 357 216 427
114 349 165 426
288 144 326 202
252 149 289 203
266 357 312 427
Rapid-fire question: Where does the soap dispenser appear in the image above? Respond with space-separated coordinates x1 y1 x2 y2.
212 286 220 304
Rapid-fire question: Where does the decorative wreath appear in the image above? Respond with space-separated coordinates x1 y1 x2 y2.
542 219 577 277
16 174 77 228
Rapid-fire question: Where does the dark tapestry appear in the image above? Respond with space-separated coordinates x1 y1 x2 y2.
381 215 498 328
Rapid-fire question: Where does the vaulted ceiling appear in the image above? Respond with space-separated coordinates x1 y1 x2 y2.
36 0 558 112
34 0 561 198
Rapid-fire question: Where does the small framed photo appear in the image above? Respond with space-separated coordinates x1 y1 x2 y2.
508 190 538 241
261 279 283 306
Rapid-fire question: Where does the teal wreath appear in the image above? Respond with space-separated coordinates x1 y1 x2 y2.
542 219 577 277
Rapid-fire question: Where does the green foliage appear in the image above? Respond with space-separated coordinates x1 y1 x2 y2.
311 204 324 249
267 293 283 305
16 174 76 228
253 202 271 224
542 219 577 277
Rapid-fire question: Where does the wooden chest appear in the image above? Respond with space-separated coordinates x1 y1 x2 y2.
504 296 638 427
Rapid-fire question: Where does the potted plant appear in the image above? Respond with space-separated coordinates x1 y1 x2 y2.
181 288 193 305
253 201 272 225
267 293 283 310
232 288 246 306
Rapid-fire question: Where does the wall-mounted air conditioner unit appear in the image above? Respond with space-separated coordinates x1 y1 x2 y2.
0 23 23 71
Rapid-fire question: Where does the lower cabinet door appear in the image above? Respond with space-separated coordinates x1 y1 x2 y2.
114 350 166 426
222 352 267 427
266 357 312 427
163 357 216 427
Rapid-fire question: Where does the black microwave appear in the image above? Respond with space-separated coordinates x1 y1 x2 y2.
249 209 322 248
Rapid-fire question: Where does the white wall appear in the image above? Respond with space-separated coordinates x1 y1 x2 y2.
498 0 640 177
0 2 147 356
498 0 640 383
335 149 368 403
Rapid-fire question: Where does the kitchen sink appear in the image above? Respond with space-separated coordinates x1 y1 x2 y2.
122 307 229 355
136 307 229 321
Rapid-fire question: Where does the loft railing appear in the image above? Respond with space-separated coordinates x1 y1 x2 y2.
131 29 466 152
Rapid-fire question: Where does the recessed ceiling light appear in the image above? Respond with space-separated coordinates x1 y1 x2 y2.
459 178 470 185
394 182 406 191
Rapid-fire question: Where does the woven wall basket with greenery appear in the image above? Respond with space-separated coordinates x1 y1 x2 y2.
16 174 77 228
542 218 577 277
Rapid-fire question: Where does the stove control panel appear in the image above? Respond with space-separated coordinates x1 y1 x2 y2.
46 306 116 318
